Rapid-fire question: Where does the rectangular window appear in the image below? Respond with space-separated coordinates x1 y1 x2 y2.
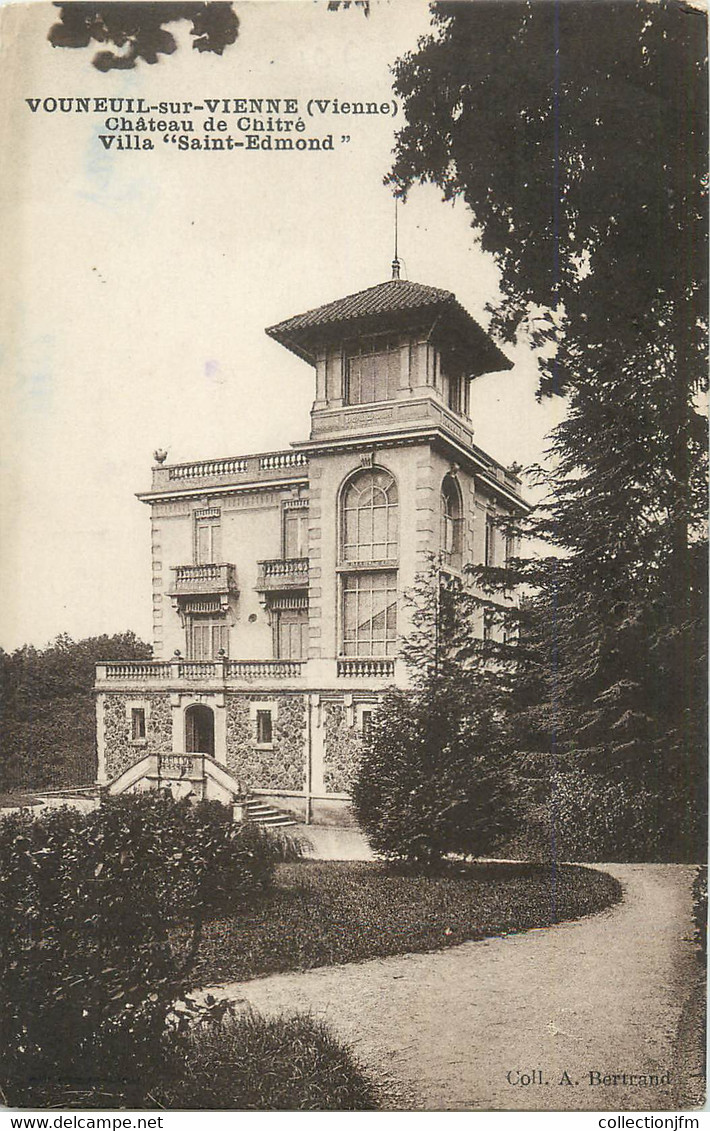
195 514 221 564
485 516 497 567
441 513 463 567
447 373 462 413
505 531 515 566
131 707 146 741
283 507 309 558
256 709 273 745
345 335 400 405
188 617 229 660
276 608 308 659
342 571 397 657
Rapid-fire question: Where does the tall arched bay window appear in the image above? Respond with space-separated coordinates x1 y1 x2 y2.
340 468 398 657
441 474 463 569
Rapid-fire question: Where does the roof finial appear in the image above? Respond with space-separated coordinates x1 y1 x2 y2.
392 197 401 280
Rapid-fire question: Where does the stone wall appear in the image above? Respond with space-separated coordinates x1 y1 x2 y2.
322 700 363 794
225 693 306 793
102 691 171 780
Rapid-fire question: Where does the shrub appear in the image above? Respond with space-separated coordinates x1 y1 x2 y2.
0 793 300 1108
353 679 519 868
156 1003 378 1111
550 769 706 862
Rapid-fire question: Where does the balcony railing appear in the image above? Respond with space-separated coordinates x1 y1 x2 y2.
169 457 248 481
158 753 204 777
99 658 398 684
168 563 238 597
177 661 220 679
337 658 395 679
101 661 172 680
227 660 306 680
97 659 307 683
256 557 309 591
258 452 308 471
149 449 309 493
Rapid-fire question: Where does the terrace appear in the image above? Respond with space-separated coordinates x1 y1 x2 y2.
95 656 399 690
141 449 309 499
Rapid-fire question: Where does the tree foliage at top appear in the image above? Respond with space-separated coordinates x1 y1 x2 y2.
389 2 707 859
48 2 239 70
390 0 706 393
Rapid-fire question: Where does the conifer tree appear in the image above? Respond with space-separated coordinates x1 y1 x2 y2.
388 0 707 859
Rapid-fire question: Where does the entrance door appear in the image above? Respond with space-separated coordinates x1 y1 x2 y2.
184 704 215 758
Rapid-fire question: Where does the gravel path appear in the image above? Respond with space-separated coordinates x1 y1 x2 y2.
201 864 704 1111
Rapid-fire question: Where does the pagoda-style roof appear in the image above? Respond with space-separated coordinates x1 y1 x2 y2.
266 278 512 376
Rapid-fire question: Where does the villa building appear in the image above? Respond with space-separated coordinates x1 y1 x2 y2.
94 265 526 824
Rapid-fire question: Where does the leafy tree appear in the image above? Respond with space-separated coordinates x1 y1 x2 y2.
0 631 151 792
326 1 370 14
389 0 708 860
48 2 239 70
47 1 366 71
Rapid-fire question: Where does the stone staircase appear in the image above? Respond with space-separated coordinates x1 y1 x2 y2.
242 798 298 828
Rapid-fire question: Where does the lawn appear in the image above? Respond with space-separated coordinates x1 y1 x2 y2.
188 859 622 986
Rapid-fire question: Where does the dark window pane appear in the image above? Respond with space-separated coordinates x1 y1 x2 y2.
256 710 272 745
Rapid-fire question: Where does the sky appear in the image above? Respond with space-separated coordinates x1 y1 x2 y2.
0 0 566 651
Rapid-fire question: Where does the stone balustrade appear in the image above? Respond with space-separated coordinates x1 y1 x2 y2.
97 658 308 685
227 659 306 680
256 557 309 591
168 457 248 480
336 658 395 679
170 563 238 596
258 452 308 471
97 657 401 687
149 449 309 492
158 752 204 777
177 661 219 679
101 661 172 680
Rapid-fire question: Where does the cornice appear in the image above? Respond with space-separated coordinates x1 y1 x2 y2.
136 475 309 506
136 432 528 513
294 428 530 512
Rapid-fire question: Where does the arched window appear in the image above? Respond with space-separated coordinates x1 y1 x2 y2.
441 474 463 568
340 468 399 659
341 468 398 563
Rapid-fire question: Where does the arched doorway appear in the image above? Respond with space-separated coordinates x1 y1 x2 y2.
184 704 215 758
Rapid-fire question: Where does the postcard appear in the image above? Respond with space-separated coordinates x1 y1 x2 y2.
0 0 706 1119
